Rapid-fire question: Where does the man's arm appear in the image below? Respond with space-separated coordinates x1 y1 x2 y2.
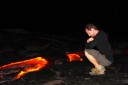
87 37 94 43
85 31 107 49
85 37 97 49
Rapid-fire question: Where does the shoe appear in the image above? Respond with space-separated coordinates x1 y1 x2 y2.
89 70 105 75
89 65 106 75
91 68 100 73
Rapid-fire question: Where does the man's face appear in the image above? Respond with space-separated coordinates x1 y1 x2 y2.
85 28 95 37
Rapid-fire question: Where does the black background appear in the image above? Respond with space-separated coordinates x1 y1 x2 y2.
1 0 128 41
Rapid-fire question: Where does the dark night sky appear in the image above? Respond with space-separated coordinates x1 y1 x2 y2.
1 0 128 41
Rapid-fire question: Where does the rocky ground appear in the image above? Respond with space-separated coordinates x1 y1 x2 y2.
0 28 128 85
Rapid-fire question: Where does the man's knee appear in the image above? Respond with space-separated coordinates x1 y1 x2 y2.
84 49 89 55
84 49 98 58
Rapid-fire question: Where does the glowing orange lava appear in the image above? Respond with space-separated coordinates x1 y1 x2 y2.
0 57 48 80
66 52 83 62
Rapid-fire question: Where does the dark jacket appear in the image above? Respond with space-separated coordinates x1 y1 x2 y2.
85 30 113 62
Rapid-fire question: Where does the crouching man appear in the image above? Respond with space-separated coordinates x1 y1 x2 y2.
84 23 113 75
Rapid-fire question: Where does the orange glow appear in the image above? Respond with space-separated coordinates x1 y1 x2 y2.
0 57 48 80
66 53 83 62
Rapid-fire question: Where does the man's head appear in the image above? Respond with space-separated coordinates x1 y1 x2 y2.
85 23 99 37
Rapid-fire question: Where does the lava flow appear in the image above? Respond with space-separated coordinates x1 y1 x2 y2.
66 52 83 62
0 57 48 80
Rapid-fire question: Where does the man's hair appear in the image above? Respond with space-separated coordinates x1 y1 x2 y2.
85 23 98 30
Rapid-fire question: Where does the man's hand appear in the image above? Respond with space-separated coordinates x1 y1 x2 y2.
87 37 94 43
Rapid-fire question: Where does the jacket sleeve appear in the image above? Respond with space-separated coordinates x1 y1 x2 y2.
85 31 107 49
85 38 98 49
